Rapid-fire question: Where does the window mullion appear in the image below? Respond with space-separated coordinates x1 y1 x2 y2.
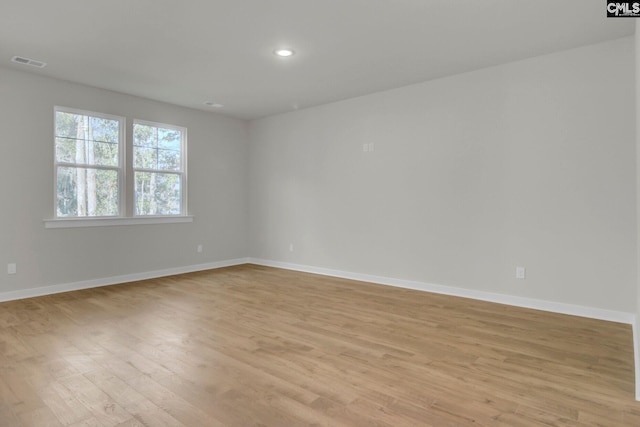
55 162 121 172
132 167 183 174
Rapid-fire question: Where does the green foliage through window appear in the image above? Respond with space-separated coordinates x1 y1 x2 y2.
133 122 185 215
54 109 122 217
53 109 186 219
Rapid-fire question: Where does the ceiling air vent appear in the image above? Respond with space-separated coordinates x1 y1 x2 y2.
11 56 47 68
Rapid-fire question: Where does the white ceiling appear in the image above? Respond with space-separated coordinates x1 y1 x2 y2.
0 1 633 120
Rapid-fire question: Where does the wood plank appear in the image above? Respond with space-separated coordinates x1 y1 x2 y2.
0 264 637 426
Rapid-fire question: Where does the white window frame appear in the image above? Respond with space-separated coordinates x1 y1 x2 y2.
53 106 125 219
132 119 187 217
45 108 192 228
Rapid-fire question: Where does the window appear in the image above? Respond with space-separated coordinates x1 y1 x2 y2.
54 107 124 217
51 107 189 226
133 120 186 216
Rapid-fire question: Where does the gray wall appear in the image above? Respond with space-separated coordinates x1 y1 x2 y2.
0 67 249 291
248 37 636 313
1 37 636 317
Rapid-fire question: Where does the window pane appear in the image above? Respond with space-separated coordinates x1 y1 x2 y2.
132 121 185 216
133 124 158 148
57 167 119 217
55 137 76 163
55 112 81 139
133 123 182 171
56 137 119 167
134 172 181 215
89 117 119 143
157 148 181 171
133 146 157 169
55 112 119 167
90 140 119 167
157 127 181 150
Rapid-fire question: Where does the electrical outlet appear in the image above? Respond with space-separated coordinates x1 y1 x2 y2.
289 243 294 252
197 244 203 253
516 266 525 279
7 263 16 275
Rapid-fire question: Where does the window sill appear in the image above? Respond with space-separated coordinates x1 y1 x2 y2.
44 215 194 229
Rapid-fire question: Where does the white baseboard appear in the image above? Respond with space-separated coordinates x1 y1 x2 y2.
248 258 635 325
2 256 638 400
5 257 631 324
0 257 250 303
252 258 640 401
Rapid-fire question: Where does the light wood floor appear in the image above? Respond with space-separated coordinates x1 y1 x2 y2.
0 264 639 426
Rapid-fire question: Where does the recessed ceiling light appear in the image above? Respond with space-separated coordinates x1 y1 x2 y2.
204 101 224 108
11 55 46 68
274 49 295 57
